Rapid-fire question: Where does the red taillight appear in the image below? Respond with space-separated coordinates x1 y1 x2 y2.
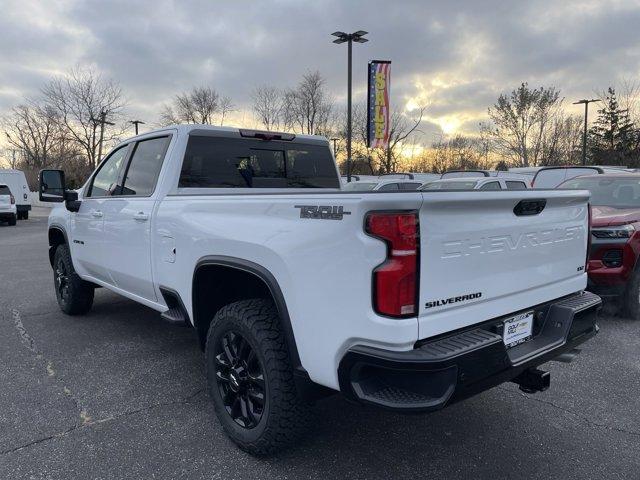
366 211 419 317
10 194 15 205
586 203 592 271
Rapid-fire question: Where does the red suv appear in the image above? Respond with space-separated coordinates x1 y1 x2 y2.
560 173 640 317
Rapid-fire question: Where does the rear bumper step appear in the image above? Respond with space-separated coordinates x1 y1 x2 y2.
338 291 601 412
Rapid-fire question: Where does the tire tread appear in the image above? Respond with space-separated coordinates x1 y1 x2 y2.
206 298 312 455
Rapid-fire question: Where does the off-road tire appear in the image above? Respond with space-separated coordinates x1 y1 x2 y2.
622 268 640 319
53 244 94 315
205 298 313 455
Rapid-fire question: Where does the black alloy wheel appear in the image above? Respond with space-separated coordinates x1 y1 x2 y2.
214 330 266 428
55 257 70 303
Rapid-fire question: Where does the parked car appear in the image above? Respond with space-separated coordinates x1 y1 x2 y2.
0 184 17 226
421 176 530 191
559 173 640 316
0 169 31 219
39 124 599 455
342 178 424 191
531 166 634 188
378 172 440 182
340 174 378 184
440 170 532 184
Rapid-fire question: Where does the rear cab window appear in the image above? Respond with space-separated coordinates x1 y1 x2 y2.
179 136 339 189
0 185 11 195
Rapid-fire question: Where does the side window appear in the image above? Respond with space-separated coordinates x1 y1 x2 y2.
378 183 400 191
506 181 527 190
88 145 129 197
400 182 422 190
479 181 500 190
119 136 170 196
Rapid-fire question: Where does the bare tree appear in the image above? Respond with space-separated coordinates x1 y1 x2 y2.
218 96 235 126
42 66 126 168
160 86 220 125
251 86 284 131
487 83 562 167
540 114 583 165
375 106 426 174
3 102 62 171
428 134 493 174
283 71 333 135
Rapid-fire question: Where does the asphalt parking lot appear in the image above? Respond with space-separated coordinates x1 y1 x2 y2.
1 208 639 479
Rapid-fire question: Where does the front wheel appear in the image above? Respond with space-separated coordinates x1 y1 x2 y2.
205 299 312 455
621 268 640 319
53 244 94 315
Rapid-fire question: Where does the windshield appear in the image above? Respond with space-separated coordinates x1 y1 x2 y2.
420 180 479 190
342 182 378 191
561 176 640 207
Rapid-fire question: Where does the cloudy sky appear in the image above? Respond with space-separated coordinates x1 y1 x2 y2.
2 0 640 142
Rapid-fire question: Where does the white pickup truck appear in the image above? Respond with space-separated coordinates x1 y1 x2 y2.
40 124 600 455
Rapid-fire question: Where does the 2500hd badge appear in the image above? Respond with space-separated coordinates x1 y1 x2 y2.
425 292 482 309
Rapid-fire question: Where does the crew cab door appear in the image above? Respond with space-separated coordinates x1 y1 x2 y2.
72 144 130 282
101 135 171 302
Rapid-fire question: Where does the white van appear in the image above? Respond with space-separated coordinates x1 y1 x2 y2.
0 170 31 219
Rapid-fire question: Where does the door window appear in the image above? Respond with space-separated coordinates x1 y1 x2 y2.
87 145 129 197
378 183 400 191
479 181 501 190
506 181 527 190
119 136 170 196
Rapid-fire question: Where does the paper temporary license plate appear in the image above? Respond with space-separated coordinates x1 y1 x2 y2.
503 311 534 348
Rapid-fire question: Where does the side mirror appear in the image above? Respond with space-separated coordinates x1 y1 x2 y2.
39 169 82 212
64 190 81 213
39 169 66 203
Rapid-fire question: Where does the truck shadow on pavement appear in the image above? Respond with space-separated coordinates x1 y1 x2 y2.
35 291 632 480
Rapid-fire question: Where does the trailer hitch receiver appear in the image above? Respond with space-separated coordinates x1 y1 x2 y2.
512 368 550 393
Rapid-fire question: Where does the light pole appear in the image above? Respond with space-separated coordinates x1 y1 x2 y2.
573 98 600 165
332 30 368 182
130 120 145 135
91 109 115 166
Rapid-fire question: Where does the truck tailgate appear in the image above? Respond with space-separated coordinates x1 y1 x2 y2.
418 189 590 339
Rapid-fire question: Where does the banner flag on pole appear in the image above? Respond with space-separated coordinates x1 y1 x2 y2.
367 60 391 149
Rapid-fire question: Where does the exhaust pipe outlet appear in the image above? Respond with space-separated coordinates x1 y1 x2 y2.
553 348 581 364
512 368 550 394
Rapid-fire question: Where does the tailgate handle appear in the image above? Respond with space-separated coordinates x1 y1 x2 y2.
514 199 546 216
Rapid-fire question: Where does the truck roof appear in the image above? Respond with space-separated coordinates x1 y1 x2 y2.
126 124 330 146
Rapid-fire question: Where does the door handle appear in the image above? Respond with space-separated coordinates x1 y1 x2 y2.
91 210 103 218
133 212 149 221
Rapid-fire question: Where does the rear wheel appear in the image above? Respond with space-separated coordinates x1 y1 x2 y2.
8 214 16 226
22 211 28 220
205 299 312 455
53 244 94 315
622 268 640 319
